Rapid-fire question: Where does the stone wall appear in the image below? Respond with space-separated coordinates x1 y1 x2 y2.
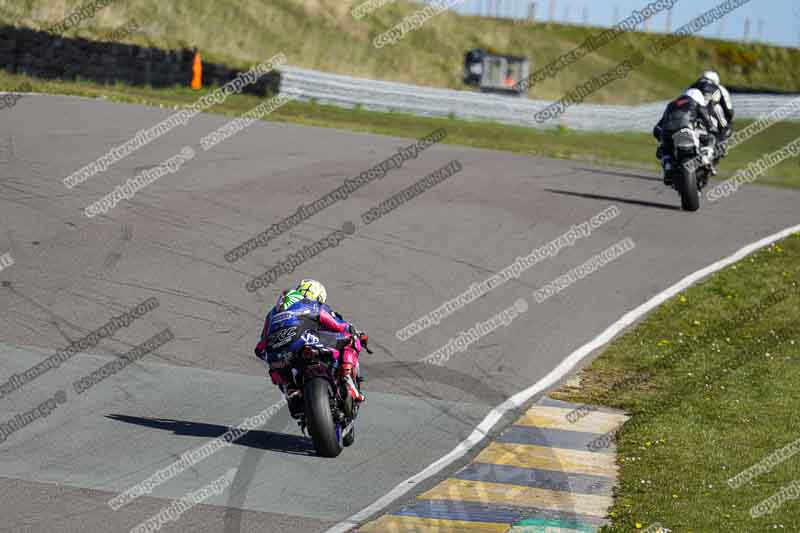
0 26 281 96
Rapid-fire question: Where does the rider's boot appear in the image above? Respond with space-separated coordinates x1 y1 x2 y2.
338 363 365 403
705 152 718 176
662 157 673 186
287 389 307 434
283 386 304 419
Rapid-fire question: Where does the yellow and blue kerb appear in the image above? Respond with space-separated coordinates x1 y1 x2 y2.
359 397 628 533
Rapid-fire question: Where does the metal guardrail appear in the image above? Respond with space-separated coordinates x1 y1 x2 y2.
280 66 799 132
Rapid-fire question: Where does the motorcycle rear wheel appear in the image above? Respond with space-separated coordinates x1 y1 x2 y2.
678 164 700 212
304 377 343 457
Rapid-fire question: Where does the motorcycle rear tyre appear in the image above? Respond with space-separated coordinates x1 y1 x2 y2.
304 377 343 457
678 164 700 212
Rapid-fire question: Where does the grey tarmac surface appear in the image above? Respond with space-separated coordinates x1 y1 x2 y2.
0 94 798 532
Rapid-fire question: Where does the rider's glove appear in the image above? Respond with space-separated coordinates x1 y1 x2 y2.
652 125 663 140
255 347 267 361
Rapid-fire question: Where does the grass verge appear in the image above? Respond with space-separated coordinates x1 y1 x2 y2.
2 70 798 189
553 233 800 532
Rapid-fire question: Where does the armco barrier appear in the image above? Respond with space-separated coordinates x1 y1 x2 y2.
278 66 799 132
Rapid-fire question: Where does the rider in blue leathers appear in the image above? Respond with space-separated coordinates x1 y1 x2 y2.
255 279 365 420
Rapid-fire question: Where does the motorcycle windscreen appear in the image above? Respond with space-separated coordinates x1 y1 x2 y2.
672 128 699 150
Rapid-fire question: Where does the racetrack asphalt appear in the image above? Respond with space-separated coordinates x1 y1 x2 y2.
0 94 798 532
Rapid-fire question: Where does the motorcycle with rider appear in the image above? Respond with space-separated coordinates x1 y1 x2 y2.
255 279 371 457
653 71 734 211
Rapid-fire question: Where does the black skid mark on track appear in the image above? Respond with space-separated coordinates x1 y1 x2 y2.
103 223 133 271
0 134 14 163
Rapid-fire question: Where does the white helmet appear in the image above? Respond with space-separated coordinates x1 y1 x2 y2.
701 70 720 85
684 88 706 106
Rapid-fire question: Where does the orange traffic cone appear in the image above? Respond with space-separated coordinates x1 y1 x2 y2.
191 49 202 90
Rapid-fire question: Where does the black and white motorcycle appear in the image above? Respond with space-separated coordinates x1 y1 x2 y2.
662 126 716 212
